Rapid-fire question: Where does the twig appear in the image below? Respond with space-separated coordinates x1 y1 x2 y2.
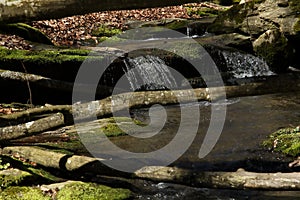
20 62 33 107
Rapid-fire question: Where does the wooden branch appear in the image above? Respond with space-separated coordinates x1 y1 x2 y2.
0 113 64 141
0 0 199 24
134 166 300 190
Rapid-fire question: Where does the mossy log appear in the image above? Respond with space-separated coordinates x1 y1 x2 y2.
134 166 300 190
2 146 300 190
0 113 64 141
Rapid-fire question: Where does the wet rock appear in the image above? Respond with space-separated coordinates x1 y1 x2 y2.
253 29 291 72
208 0 300 71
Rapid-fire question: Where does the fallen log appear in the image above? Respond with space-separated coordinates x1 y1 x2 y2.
134 166 300 190
0 113 64 141
1 146 124 176
2 146 300 190
1 73 300 125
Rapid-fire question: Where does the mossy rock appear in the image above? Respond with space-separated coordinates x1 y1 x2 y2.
253 29 291 72
263 126 300 157
0 168 33 188
0 186 50 200
185 6 221 18
0 23 53 45
99 117 146 137
56 181 132 200
0 156 63 187
0 47 99 82
92 25 122 37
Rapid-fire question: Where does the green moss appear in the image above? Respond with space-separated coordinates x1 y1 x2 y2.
0 23 53 45
0 186 50 200
1 156 63 185
92 25 122 37
254 31 290 72
0 47 93 66
36 140 87 155
56 182 131 200
0 169 32 188
263 126 300 157
165 20 189 30
290 0 300 14
0 157 10 170
185 7 221 17
100 117 145 137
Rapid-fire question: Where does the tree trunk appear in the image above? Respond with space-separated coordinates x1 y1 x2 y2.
0 0 199 24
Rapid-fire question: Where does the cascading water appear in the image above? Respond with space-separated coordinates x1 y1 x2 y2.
222 50 276 79
123 55 178 91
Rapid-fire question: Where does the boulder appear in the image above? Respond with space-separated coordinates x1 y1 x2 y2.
253 29 292 72
208 0 300 71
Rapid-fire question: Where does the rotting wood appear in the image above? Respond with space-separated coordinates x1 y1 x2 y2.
0 112 64 141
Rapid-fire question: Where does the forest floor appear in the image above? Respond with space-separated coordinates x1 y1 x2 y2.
0 2 227 50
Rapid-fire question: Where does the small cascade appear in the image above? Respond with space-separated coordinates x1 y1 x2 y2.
123 55 178 91
186 27 192 37
222 51 276 79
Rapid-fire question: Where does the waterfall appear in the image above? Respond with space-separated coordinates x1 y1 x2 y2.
222 51 275 79
123 55 178 91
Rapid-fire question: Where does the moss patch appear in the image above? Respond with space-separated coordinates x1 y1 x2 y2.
0 186 50 200
100 117 146 137
92 25 122 37
0 156 63 186
185 7 221 17
263 126 300 157
0 169 32 188
56 182 132 200
0 47 91 66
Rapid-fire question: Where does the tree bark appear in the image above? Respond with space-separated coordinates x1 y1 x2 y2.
0 113 64 141
0 0 200 24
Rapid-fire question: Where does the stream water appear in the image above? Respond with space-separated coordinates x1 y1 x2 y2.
108 92 300 199
91 52 300 198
